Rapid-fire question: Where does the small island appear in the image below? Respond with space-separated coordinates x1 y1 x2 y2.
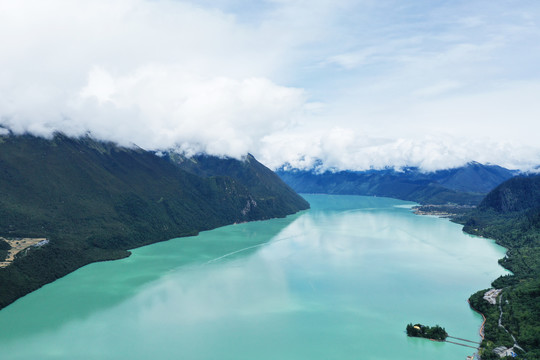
406 323 448 341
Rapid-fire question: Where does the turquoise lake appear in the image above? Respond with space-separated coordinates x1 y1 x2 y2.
0 195 508 359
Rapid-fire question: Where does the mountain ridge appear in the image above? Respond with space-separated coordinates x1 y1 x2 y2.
277 162 517 205
0 133 309 309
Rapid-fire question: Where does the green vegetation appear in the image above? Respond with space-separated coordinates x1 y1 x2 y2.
167 152 308 220
469 290 516 359
0 133 309 310
0 239 10 262
406 323 448 341
456 175 540 359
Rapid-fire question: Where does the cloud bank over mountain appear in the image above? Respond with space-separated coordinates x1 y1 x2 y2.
3 65 309 158
0 0 313 158
262 130 540 172
1 0 540 171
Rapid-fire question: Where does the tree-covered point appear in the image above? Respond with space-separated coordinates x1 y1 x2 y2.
406 323 448 341
0 133 309 310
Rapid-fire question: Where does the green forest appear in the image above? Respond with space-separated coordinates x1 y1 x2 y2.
0 239 10 262
0 134 309 310
457 175 540 360
406 323 448 341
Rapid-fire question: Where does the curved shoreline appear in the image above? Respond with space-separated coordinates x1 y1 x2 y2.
414 207 505 359
468 299 486 340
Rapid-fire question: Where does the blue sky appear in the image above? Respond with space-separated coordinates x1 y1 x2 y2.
1 0 540 171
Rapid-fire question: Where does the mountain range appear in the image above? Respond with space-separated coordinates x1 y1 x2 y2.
277 162 517 205
0 134 309 309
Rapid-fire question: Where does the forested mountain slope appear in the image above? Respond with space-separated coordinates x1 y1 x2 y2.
458 175 540 359
167 152 307 218
0 134 309 309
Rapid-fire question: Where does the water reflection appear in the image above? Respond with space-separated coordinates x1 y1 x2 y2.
0 195 508 360
0 212 304 341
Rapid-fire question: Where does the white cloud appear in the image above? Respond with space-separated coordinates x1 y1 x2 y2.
1 0 540 171
74 66 309 156
261 129 540 172
0 0 312 157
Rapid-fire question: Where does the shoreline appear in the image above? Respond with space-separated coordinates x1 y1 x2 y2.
467 299 486 341
413 206 506 360
412 204 475 218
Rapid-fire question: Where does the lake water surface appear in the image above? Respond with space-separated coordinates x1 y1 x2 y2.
0 195 508 359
